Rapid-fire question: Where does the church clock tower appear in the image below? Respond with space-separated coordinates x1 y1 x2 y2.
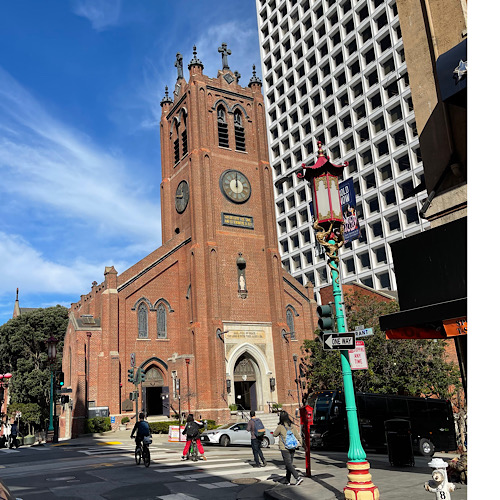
157 44 316 418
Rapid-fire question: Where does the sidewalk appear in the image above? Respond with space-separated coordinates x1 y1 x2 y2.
50 430 467 500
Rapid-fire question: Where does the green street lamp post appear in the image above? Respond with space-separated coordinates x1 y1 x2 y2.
298 142 379 500
46 336 58 435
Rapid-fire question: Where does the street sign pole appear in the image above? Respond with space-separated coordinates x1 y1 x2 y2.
329 256 366 463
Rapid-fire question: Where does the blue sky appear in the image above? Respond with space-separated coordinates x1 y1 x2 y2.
0 0 261 325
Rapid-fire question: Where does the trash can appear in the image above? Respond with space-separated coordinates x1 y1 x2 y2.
385 419 414 467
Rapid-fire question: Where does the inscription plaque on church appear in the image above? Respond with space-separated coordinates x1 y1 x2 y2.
226 330 265 340
221 213 254 230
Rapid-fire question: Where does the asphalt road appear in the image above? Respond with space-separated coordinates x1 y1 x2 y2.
0 440 468 500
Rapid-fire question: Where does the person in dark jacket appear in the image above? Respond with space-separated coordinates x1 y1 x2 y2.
130 412 151 448
247 410 267 467
273 411 303 486
181 414 207 460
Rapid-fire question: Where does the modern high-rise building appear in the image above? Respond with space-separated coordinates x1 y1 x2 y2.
256 0 430 301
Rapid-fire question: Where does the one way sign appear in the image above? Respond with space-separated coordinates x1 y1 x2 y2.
323 332 356 350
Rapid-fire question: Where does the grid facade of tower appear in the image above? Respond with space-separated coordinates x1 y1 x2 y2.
256 0 430 298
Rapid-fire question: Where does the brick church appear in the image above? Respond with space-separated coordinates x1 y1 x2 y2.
60 45 317 438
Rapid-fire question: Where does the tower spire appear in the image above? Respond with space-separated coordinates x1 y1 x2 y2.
188 45 204 70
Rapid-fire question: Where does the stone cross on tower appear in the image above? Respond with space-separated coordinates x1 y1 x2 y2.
175 53 183 80
218 43 231 70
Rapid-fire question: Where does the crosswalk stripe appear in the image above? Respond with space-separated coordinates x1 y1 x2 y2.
0 449 20 453
154 460 246 473
173 465 281 479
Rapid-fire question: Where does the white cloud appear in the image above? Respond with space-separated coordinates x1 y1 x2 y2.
72 0 122 31
0 232 129 294
0 66 160 243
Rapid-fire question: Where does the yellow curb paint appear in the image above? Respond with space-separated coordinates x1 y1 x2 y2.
97 442 122 445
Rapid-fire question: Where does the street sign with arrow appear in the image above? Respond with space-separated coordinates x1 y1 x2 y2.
322 332 356 350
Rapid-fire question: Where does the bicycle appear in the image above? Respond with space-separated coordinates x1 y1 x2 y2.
134 436 152 467
187 438 199 462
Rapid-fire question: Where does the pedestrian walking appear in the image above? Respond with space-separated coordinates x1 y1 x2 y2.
246 410 267 467
181 414 207 460
9 420 19 449
1 421 10 448
273 411 303 486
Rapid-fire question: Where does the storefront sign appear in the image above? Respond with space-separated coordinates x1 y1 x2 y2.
443 317 467 337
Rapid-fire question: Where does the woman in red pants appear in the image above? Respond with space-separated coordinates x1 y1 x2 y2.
181 414 207 460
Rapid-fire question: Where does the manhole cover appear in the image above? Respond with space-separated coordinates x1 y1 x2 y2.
231 478 261 485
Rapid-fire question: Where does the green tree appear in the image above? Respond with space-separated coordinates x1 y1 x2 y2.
0 306 68 424
302 291 461 399
7 402 41 435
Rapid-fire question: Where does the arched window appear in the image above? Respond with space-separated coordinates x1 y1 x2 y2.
234 110 246 151
157 303 167 339
138 302 148 338
286 308 296 340
173 120 180 164
181 110 188 157
217 106 229 148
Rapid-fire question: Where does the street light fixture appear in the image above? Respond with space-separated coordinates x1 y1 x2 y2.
297 141 379 500
46 336 58 434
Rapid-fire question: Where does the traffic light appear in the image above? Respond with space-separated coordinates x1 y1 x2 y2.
138 367 146 383
54 372 65 388
61 395 69 404
127 368 135 383
317 304 335 333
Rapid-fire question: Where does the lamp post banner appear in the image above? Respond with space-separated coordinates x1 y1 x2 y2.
339 178 359 243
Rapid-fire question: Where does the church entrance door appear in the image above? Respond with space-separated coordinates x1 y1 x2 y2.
233 355 258 411
142 366 165 416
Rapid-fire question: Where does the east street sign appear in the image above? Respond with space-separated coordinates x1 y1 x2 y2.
323 332 356 350
354 328 374 338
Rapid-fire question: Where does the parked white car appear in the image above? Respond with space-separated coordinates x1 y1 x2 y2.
201 422 275 448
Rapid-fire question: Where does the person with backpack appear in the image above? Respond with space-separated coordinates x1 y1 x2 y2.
130 412 151 448
246 410 267 467
181 414 207 461
273 411 303 486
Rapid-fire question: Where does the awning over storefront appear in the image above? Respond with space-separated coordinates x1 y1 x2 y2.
379 218 466 340
380 298 466 339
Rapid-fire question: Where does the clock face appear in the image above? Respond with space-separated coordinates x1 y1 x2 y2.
175 180 189 213
220 170 251 204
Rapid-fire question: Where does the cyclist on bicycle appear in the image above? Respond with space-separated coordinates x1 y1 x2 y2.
130 412 151 448
181 414 207 461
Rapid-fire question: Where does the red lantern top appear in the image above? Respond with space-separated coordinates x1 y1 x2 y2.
296 141 347 182
297 141 348 224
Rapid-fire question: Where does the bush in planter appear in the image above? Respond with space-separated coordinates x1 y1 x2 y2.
229 404 238 411
85 417 111 433
121 416 130 425
272 403 282 412
149 421 177 434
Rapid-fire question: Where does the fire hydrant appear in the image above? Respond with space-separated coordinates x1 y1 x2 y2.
424 457 455 500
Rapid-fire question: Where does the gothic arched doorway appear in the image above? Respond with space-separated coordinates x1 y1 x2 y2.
233 354 259 411
142 366 166 416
